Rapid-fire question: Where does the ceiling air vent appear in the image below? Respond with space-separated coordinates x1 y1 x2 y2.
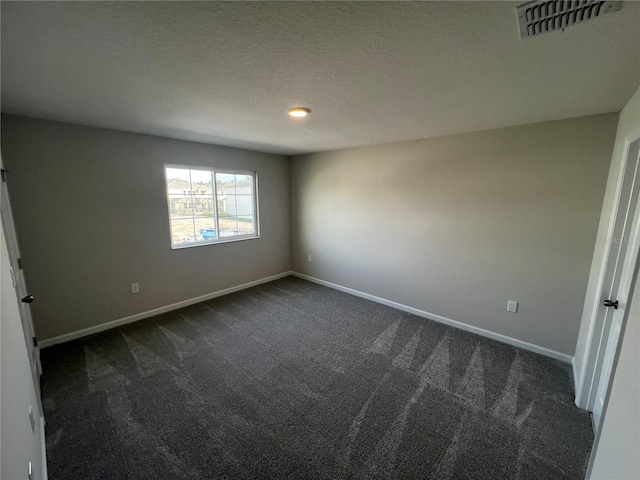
517 0 621 39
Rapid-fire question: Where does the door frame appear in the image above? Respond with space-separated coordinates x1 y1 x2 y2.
575 133 640 425
592 138 640 426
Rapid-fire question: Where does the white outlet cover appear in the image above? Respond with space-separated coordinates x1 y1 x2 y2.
507 300 518 313
131 283 140 294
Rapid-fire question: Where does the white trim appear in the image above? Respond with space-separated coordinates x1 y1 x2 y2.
170 233 260 250
576 132 640 410
575 136 632 408
572 356 580 396
40 269 573 363
40 415 48 480
39 272 293 348
292 272 573 364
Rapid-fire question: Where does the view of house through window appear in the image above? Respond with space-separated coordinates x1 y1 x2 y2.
165 165 258 248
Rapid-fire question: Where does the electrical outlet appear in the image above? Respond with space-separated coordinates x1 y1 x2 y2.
131 282 140 294
308 254 312 262
507 300 518 313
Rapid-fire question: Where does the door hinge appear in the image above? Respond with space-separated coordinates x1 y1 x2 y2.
0 169 8 182
18 258 23 269
33 336 38 348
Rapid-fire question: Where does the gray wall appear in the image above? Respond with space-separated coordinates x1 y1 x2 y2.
291 115 618 355
1 115 291 341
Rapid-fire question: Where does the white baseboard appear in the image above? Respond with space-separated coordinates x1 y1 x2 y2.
41 415 48 480
292 272 574 364
571 356 580 400
39 271 293 348
40 270 574 364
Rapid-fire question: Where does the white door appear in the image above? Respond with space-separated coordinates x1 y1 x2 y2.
0 166 42 389
0 157 47 478
587 138 640 429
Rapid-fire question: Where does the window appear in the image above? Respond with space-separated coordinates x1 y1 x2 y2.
165 165 258 248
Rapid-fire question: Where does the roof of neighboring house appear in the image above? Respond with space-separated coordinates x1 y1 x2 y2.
217 182 252 192
167 178 213 194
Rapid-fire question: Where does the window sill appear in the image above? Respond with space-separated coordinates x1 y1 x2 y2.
170 234 260 250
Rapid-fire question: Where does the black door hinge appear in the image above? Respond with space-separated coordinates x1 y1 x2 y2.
18 258 23 269
0 169 8 182
33 336 38 348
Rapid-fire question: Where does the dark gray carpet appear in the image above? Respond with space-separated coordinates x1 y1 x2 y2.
41 276 593 479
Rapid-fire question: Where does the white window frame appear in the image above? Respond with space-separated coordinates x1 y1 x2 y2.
164 164 260 249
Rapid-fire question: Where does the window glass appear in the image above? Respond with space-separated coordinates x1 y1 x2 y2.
165 166 258 248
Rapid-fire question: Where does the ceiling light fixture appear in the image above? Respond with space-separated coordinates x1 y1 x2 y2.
288 107 310 118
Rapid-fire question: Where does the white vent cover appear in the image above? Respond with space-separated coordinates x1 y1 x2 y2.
517 0 621 38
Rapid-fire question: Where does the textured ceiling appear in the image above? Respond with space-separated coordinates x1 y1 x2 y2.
2 1 639 155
